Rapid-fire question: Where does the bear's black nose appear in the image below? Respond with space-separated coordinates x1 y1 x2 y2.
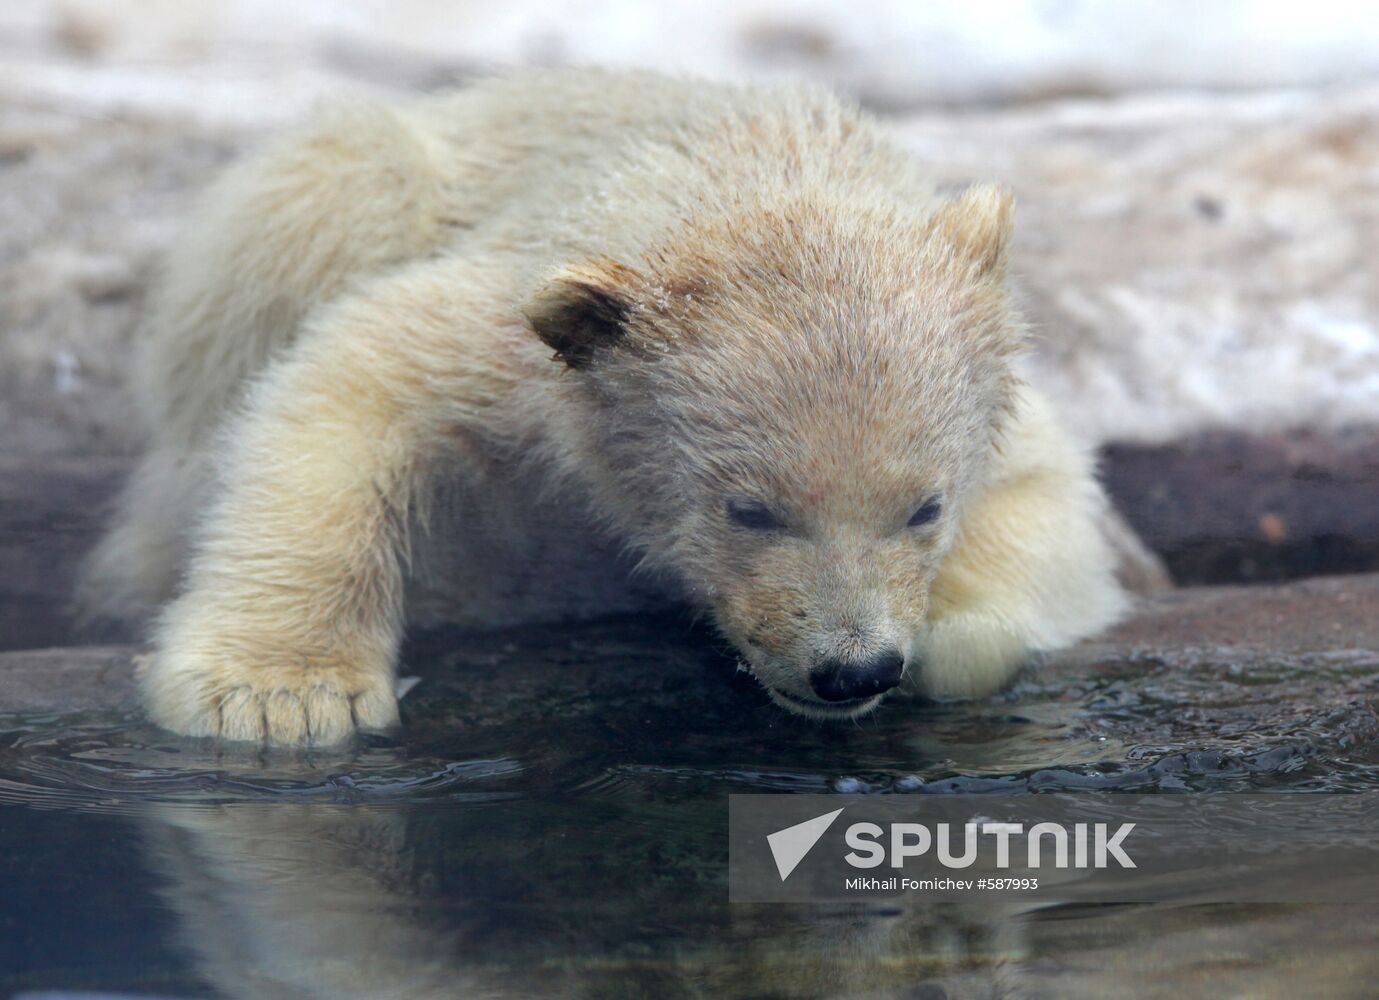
810 650 905 702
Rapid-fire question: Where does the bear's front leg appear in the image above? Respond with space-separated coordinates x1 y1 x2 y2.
143 266 502 745
915 386 1129 699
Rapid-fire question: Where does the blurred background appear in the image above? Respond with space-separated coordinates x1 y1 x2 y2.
11 0 1379 116
2 0 1378 648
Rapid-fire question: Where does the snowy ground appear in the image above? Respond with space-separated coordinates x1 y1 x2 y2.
10 0 1379 117
2 1 1377 454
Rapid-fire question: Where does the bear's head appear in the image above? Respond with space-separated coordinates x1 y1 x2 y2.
525 185 1023 718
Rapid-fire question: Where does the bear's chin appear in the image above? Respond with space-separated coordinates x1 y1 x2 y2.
765 686 889 721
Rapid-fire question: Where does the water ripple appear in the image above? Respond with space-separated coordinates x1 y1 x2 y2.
0 717 523 813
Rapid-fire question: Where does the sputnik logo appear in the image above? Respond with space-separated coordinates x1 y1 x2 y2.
767 807 845 881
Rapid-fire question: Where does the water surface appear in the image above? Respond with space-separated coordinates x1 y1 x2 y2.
2 615 1378 998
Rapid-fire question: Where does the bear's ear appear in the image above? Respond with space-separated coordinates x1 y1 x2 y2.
927 183 1014 277
524 260 643 369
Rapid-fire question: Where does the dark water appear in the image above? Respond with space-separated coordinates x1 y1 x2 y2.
2 616 1378 999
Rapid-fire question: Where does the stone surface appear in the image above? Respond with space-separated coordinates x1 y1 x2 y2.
1102 427 1379 583
4 572 1376 724
1100 572 1379 652
0 455 129 651
0 645 137 714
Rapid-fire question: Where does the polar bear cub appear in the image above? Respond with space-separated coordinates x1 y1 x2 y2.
81 71 1129 745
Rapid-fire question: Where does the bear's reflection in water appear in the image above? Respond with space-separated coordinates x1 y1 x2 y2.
119 617 1379 998
141 801 1032 999
139 799 1379 999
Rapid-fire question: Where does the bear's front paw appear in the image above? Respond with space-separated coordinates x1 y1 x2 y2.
140 645 400 747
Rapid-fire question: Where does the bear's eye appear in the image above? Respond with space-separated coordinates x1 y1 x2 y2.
726 497 782 532
907 497 943 528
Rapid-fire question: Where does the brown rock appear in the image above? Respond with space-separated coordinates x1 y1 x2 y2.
1101 427 1379 583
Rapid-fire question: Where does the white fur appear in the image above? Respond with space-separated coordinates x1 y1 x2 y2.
81 70 1130 744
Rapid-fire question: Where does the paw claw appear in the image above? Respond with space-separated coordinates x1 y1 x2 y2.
144 653 399 747
351 687 402 733
303 686 354 747
218 687 266 742
266 689 310 745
